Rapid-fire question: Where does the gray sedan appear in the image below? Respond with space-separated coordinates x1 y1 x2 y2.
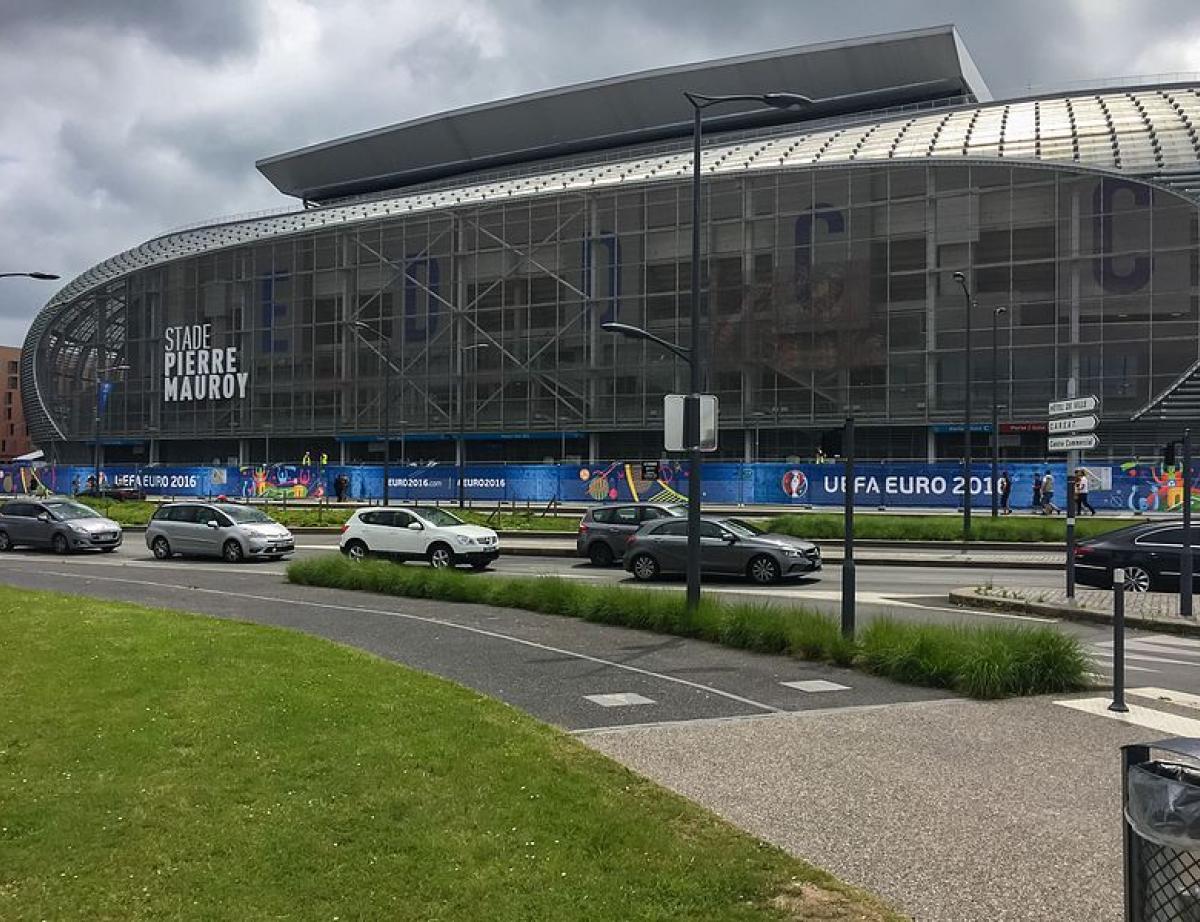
623 516 821 585
0 498 123 553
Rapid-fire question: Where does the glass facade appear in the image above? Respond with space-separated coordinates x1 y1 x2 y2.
28 161 1200 463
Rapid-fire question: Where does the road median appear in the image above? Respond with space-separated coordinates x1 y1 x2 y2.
288 554 1089 699
949 585 1200 637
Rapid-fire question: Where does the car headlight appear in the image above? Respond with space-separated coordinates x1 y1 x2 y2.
70 524 90 535
782 548 804 557
455 535 476 546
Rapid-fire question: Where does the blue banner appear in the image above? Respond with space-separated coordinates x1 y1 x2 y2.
3 458 1196 514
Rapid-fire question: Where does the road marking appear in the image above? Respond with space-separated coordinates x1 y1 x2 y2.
1089 662 1161 674
9 568 783 715
1090 650 1200 668
584 693 656 707
1129 687 1200 711
1056 697 1200 736
781 679 851 693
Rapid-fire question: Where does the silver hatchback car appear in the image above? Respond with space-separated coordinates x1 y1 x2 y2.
146 502 294 562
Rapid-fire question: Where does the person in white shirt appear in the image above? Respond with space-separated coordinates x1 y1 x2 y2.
1041 470 1059 514
1075 468 1096 516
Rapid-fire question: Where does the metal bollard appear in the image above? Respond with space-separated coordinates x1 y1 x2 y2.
1111 567 1129 714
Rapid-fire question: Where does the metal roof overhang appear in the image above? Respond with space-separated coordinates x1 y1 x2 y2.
257 25 990 202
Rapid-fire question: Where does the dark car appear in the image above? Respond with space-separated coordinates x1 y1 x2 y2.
576 502 684 566
1075 520 1198 592
0 497 123 553
77 485 146 502
623 515 821 585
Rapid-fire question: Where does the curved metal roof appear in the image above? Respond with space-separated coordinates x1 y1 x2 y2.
38 83 1200 318
256 25 989 202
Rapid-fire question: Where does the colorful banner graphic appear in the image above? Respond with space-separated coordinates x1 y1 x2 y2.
2 458 1198 511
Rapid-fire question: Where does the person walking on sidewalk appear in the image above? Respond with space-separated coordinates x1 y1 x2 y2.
999 470 1012 515
1032 471 1042 513
1075 468 1096 516
1042 470 1059 515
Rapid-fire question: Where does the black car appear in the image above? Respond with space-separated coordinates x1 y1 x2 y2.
1075 520 1198 592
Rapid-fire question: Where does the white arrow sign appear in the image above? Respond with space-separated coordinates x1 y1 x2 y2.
1049 434 1099 452
1049 395 1100 416
1048 414 1099 434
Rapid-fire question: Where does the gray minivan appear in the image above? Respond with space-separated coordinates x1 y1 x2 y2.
0 497 122 553
576 502 684 566
145 502 294 562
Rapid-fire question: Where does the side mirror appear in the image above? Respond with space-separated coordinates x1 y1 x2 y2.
36 513 50 523
722 532 738 543
407 522 423 531
206 520 220 529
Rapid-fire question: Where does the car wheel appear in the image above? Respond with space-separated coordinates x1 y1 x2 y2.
151 536 171 560
631 553 660 581
222 540 244 563
588 542 615 567
428 543 453 569
0 530 11 552
52 533 70 555
343 540 368 562
1123 565 1153 593
748 554 781 585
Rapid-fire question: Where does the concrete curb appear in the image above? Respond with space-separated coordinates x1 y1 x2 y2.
947 588 1200 637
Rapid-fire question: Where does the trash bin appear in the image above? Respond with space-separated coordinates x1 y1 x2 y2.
1123 739 1200 921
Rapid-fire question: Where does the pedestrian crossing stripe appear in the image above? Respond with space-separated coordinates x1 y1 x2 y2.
1056 697 1200 736
1128 687 1200 711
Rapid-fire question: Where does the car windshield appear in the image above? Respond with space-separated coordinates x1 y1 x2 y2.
414 508 465 528
721 519 764 538
215 505 273 524
46 501 100 521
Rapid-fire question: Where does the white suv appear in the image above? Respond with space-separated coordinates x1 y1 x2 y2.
339 506 500 570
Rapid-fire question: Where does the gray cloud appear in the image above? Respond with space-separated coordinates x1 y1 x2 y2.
1 0 1198 347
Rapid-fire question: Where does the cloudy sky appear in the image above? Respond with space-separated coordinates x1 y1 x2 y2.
1 0 1198 346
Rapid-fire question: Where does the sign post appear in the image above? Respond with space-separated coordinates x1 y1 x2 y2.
1048 395 1100 602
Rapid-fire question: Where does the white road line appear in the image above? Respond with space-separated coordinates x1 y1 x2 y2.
584 693 656 707
1090 650 1200 668
1129 687 1200 711
781 679 851 693
9 567 783 715
1088 663 1162 674
1095 636 1200 652
1056 697 1200 736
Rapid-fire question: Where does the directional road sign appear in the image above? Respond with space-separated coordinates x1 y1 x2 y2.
1049 395 1100 417
1049 434 1099 452
1048 414 1099 434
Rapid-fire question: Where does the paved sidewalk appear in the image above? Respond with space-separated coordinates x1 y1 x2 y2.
954 584 1200 634
582 695 1145 922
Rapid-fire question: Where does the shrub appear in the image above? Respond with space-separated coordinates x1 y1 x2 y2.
286 555 1089 699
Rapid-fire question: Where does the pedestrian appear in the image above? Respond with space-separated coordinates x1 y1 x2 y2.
999 470 1012 515
815 447 826 464
1032 471 1042 513
1076 468 1096 516
71 475 80 497
1042 469 1059 515
334 473 348 503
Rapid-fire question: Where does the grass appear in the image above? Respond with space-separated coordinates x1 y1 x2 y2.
0 586 900 922
287 554 1090 699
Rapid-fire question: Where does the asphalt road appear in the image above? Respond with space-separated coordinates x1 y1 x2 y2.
0 534 1189 694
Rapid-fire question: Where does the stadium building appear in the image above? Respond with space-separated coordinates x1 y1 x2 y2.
20 25 1200 470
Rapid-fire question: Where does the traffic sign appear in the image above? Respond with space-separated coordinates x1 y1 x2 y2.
1048 434 1099 452
1048 414 1099 434
664 394 718 452
1049 395 1100 417
640 461 660 481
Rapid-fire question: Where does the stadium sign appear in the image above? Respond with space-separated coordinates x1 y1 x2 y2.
162 323 249 402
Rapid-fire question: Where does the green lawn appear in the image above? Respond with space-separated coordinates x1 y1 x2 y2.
0 587 899 921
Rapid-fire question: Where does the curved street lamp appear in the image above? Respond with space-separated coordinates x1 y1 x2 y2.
0 271 59 280
952 271 973 541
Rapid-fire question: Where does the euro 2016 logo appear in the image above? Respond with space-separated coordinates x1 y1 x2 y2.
781 470 808 499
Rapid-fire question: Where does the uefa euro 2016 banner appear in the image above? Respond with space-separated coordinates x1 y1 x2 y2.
2 458 1195 513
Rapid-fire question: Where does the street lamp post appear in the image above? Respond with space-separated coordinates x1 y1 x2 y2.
673 90 815 614
93 363 130 493
990 306 1007 518
953 272 974 541
350 320 397 506
457 343 491 508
